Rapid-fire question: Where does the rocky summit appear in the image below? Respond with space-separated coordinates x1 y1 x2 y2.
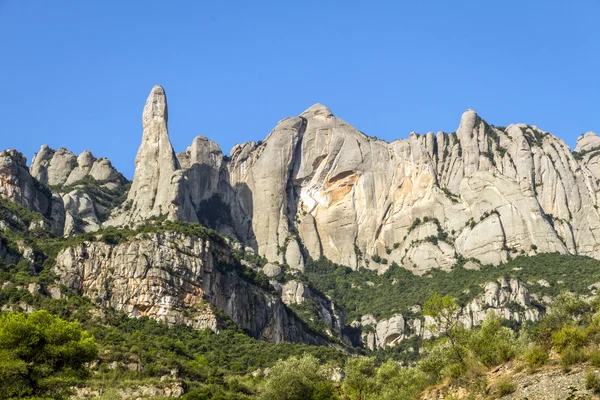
102 85 600 274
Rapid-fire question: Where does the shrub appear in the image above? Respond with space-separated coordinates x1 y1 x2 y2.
552 325 588 353
470 313 519 367
494 377 515 397
261 354 334 400
523 346 548 373
343 357 377 400
560 346 586 372
585 371 600 394
589 349 600 367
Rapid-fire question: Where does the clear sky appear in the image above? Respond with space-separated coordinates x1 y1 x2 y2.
1 1 598 178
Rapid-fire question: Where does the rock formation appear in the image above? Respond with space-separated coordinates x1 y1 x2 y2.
353 277 541 350
110 85 197 225
2 84 600 358
3 85 600 274
0 149 65 234
30 145 128 235
171 103 600 274
54 230 330 345
271 278 344 337
32 84 591 276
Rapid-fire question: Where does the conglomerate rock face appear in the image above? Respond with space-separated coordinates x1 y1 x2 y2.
0 149 65 234
30 145 128 235
111 85 197 225
99 86 600 274
54 231 329 345
164 105 600 274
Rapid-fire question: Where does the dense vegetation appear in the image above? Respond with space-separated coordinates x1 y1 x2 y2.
0 311 98 399
304 253 600 321
258 293 600 399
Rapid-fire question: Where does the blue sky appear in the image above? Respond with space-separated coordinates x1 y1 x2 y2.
0 1 598 178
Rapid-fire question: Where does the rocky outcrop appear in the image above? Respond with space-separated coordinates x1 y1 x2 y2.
110 85 197 225
271 278 344 337
31 146 126 189
53 230 329 345
0 149 65 234
74 381 186 399
356 314 407 350
353 278 541 350
458 278 541 330
30 145 128 235
1 150 52 216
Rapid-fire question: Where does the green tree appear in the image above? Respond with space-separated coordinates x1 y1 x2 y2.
0 310 98 399
469 313 519 367
375 360 427 400
342 357 376 400
261 353 336 400
423 294 468 365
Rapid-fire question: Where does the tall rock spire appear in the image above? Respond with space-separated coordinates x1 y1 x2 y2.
113 85 197 224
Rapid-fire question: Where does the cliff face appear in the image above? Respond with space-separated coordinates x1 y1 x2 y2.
24 84 593 276
54 230 330 345
169 104 600 274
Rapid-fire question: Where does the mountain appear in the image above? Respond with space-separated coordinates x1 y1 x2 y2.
110 85 600 274
3 84 600 398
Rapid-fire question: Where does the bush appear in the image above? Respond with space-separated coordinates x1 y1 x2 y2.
343 357 377 400
552 325 588 353
523 346 548 373
560 346 587 372
261 354 335 400
589 349 600 367
494 377 515 397
585 371 600 394
470 313 519 367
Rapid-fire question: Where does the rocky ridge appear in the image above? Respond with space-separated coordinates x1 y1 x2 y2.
30 145 128 235
5 85 600 275
102 86 600 276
